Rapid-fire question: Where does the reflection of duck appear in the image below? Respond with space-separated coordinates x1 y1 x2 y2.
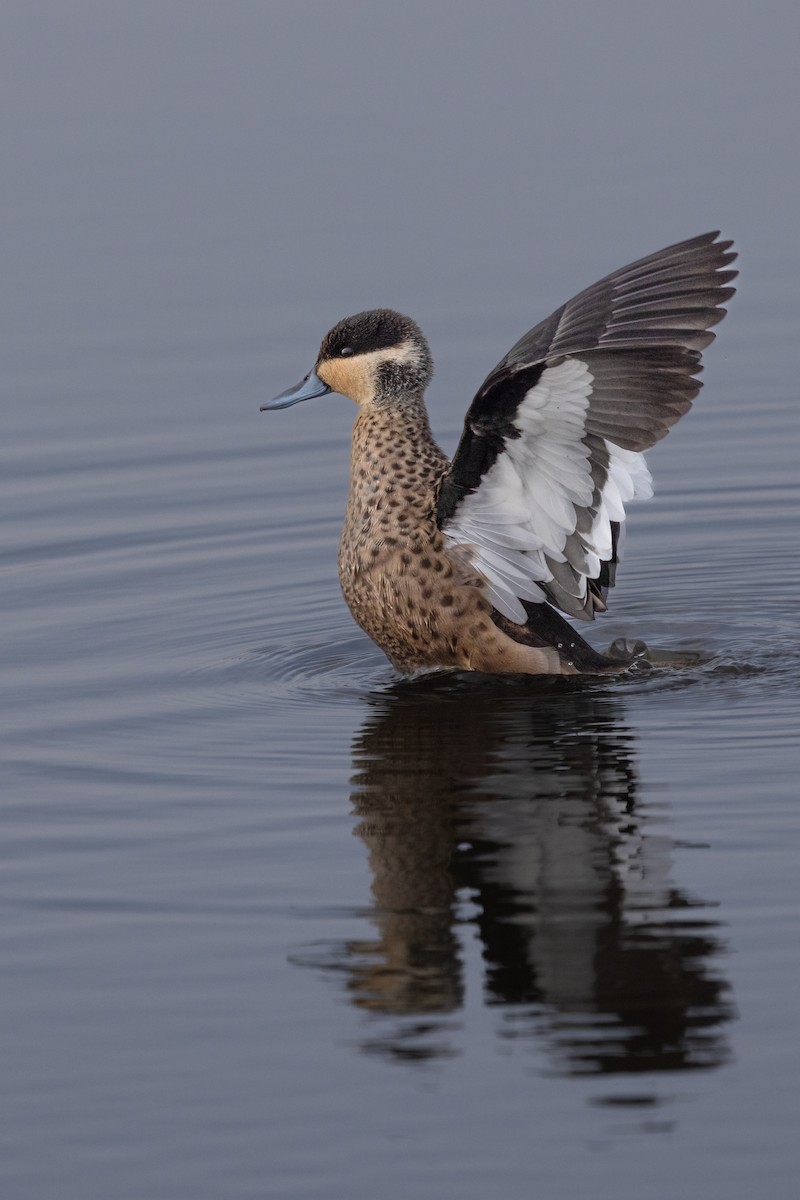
335 677 734 1073
263 234 736 675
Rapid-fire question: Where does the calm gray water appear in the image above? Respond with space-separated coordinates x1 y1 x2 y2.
2 4 799 1198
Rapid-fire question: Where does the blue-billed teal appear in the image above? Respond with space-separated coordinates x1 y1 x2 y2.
262 232 736 675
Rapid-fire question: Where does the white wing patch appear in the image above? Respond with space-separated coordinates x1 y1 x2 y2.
443 358 653 623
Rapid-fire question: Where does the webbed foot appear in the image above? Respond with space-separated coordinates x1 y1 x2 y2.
605 638 713 670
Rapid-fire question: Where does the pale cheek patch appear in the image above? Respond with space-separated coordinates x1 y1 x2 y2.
318 357 374 404
371 341 423 369
318 341 423 405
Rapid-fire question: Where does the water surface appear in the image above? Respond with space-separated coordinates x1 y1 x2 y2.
2 4 799 1198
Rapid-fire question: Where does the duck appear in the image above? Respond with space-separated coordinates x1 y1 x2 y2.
261 232 737 676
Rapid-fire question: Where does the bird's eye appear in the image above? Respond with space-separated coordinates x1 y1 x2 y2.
340 347 354 357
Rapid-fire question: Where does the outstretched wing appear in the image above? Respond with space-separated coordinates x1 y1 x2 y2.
436 232 737 622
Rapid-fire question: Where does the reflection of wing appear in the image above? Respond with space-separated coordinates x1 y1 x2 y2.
332 679 733 1072
437 232 737 621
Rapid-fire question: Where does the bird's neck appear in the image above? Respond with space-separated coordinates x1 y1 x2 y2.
342 397 448 549
351 396 439 465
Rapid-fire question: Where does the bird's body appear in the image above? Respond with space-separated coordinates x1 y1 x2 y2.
262 233 736 676
337 400 590 674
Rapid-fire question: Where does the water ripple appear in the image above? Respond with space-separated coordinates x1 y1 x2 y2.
186 632 394 710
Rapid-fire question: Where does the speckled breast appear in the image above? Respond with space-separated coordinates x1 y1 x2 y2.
336 404 481 671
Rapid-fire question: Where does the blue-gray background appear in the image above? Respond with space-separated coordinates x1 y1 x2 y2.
2 4 798 1198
